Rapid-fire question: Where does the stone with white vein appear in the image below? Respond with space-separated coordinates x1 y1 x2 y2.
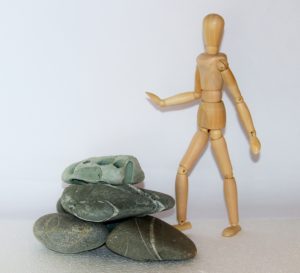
60 184 175 222
106 216 197 261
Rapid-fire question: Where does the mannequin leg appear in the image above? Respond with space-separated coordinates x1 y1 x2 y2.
210 129 241 237
174 128 209 231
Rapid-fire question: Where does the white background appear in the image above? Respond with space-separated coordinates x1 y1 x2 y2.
0 0 299 221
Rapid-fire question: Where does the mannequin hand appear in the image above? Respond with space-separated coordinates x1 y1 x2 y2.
146 92 165 107
249 134 261 155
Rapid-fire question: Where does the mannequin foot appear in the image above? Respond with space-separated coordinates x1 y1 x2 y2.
173 221 192 231
222 225 241 237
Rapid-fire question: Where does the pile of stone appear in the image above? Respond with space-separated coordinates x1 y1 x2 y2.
33 155 197 261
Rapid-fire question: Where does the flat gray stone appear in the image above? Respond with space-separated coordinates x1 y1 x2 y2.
61 184 175 222
33 213 108 253
106 216 197 261
62 155 145 185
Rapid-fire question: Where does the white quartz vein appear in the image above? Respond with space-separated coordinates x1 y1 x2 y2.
149 217 162 260
135 218 156 259
103 201 119 221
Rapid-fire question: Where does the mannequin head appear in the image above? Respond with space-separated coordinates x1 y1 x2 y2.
203 14 224 54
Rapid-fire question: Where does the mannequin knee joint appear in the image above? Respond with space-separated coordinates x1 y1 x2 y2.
177 165 188 175
224 174 234 180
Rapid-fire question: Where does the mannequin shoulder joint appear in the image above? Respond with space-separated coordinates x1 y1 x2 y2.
217 57 229 72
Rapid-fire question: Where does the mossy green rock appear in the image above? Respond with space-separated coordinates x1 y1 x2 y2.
62 155 145 185
106 216 197 261
33 213 108 253
61 184 175 222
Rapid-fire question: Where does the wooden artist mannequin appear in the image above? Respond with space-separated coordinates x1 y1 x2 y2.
146 14 261 237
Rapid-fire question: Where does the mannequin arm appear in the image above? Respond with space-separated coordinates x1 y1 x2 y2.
218 61 261 154
146 91 201 107
146 67 202 107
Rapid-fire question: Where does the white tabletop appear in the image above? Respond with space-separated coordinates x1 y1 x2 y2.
1 218 299 273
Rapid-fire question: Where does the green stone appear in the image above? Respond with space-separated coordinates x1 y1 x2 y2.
33 213 108 253
62 155 145 185
60 184 175 222
106 216 197 261
56 198 66 214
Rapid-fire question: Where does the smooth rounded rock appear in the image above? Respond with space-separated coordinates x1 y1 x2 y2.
62 155 145 185
60 184 175 222
106 216 197 261
56 198 67 214
33 213 108 253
